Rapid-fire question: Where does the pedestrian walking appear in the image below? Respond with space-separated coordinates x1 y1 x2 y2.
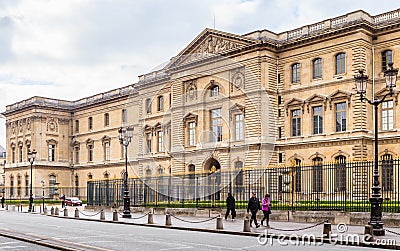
261 194 271 227
1 196 4 208
60 194 66 208
225 193 236 221
247 192 261 228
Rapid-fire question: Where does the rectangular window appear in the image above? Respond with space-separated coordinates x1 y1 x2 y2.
278 153 283 163
122 109 127 123
48 144 55 161
211 108 222 142
382 100 394 131
88 117 93 130
25 176 29 196
146 132 152 153
335 53 346 75
235 114 244 140
88 145 93 162
75 176 79 196
12 148 15 163
335 102 346 132
292 63 300 83
157 131 163 152
75 120 79 133
313 58 322 79
104 113 109 127
291 109 301 137
146 99 152 114
188 122 196 146
313 106 323 134
382 50 393 71
19 145 23 162
157 96 164 111
74 147 79 164
104 142 110 161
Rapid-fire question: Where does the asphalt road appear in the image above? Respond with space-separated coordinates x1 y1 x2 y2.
0 211 377 250
0 235 54 250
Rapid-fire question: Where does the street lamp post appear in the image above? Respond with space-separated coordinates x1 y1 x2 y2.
41 180 45 212
27 149 37 213
118 126 133 218
354 62 399 236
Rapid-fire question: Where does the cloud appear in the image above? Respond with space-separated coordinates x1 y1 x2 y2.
0 0 399 147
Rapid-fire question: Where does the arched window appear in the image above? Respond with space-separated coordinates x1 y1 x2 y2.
210 85 219 97
381 154 393 191
335 53 346 74
157 96 164 111
382 50 393 71
335 155 346 192
313 58 322 79
312 157 323 192
294 159 301 192
292 63 300 83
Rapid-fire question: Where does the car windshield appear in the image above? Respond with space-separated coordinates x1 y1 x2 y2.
71 198 80 201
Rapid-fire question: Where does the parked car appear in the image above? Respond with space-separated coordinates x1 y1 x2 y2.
65 197 82 206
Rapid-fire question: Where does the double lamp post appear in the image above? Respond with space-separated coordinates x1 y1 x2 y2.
119 126 134 218
354 62 399 236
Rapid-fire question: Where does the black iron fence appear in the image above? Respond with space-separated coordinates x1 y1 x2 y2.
0 186 87 202
87 160 400 212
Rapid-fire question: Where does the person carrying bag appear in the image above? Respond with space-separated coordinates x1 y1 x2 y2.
261 194 271 227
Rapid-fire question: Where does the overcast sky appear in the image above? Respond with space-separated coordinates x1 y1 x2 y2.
0 0 399 147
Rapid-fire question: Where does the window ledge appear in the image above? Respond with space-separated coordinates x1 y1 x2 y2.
379 129 398 133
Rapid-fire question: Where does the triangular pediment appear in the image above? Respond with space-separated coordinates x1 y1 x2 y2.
183 112 198 123
168 29 258 68
285 98 305 107
306 94 327 103
328 89 352 100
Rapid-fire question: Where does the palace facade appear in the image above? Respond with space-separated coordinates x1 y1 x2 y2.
3 9 400 199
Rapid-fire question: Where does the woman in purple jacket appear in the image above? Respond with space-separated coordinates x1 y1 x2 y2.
261 194 271 227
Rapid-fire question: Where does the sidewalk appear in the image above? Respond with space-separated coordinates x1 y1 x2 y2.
6 205 400 249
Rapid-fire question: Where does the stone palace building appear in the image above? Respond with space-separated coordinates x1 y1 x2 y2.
2 8 400 199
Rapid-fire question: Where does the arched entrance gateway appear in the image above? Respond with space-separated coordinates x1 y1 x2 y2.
203 158 221 203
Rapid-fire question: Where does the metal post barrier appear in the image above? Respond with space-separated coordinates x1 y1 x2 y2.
113 210 118 221
148 212 154 224
55 207 59 216
243 218 251 232
5 204 8 210
51 207 54 216
43 206 47 215
323 223 331 238
74 208 79 218
64 208 68 217
165 214 172 226
216 216 223 230
364 225 374 240
100 210 105 221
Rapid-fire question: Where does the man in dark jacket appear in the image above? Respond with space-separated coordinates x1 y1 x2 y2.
247 192 261 227
225 193 236 220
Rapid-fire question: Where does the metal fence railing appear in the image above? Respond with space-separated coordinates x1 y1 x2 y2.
87 160 400 212
0 187 87 202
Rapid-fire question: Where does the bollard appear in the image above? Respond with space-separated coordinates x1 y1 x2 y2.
51 207 55 216
243 218 251 232
323 223 331 238
100 210 105 221
216 216 223 230
165 214 172 226
64 208 68 217
5 204 8 210
55 207 59 216
364 225 374 241
148 213 154 224
113 210 118 221
75 208 79 218
43 206 47 215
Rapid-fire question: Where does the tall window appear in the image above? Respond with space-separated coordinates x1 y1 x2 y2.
235 161 244 193
49 175 56 196
381 154 393 191
291 109 301 137
235 114 244 140
382 100 394 131
48 144 55 161
17 175 21 196
122 109 127 123
157 96 164 111
211 108 222 142
104 113 109 127
75 175 79 196
104 142 110 161
382 50 393 71
11 146 15 163
19 145 23 162
312 157 323 192
88 117 93 130
335 155 346 192
25 175 29 196
10 176 14 196
74 147 79 164
211 85 219 97
313 106 323 134
188 122 196 146
146 98 152 114
146 132 152 153
157 131 164 152
313 58 322 79
75 120 79 133
294 159 301 192
292 63 300 83
88 144 93 162
335 102 346 132
335 53 346 74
